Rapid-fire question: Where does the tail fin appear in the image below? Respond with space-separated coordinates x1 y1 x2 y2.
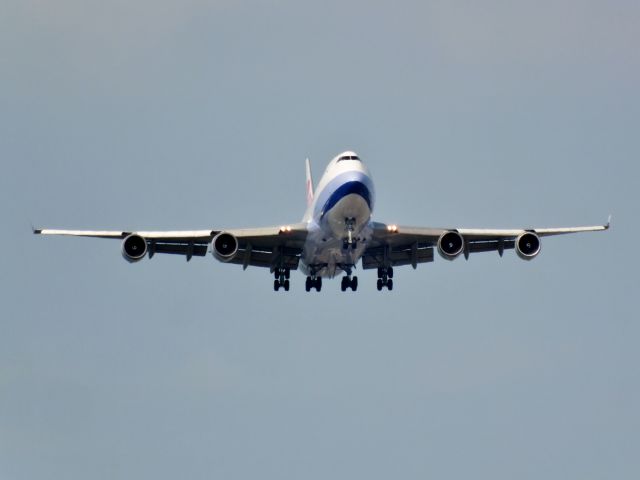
305 158 314 207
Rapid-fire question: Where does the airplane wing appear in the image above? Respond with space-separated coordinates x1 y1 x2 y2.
362 218 610 270
34 224 309 271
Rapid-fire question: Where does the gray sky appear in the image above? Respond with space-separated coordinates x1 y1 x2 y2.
1 1 638 479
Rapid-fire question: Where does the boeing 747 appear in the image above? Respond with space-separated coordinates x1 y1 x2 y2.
34 151 609 292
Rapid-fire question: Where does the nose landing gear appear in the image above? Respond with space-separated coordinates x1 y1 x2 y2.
342 217 358 250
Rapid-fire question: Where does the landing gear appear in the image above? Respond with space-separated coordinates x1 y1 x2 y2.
305 276 322 292
341 275 358 292
343 240 358 250
273 268 291 292
273 278 290 291
377 267 393 279
376 267 394 291
274 268 290 280
342 217 358 250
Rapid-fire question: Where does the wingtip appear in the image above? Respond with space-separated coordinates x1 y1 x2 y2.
605 214 612 230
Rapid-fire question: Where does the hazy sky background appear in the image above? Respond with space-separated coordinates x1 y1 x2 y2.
1 1 638 479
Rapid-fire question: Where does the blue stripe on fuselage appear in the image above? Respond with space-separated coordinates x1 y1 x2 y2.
321 181 372 218
312 170 375 221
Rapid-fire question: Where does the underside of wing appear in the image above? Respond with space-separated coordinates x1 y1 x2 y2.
364 218 610 269
34 224 309 270
216 226 308 270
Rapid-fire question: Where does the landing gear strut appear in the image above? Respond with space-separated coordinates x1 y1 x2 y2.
376 266 394 291
342 217 358 250
273 268 290 291
305 276 322 292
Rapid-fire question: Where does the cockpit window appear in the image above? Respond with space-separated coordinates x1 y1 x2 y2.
338 155 360 162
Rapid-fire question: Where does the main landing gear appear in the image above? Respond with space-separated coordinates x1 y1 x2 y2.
376 267 394 291
273 268 290 291
305 276 322 292
341 276 358 292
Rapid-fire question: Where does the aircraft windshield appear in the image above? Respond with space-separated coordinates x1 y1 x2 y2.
338 155 360 162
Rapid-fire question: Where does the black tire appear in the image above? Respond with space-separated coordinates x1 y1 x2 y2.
274 271 280 280
316 277 322 292
387 267 394 279
305 277 311 292
284 268 291 280
387 279 393 291
352 276 358 291
274 279 280 291
377 279 383 291
284 280 290 291
341 277 347 292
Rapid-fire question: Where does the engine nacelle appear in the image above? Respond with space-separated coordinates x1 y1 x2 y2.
438 230 464 260
212 232 239 262
516 232 541 260
121 234 147 263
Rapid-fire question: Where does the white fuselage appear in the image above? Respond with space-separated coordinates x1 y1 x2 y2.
299 152 375 278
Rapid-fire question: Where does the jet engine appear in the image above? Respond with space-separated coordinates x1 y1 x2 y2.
516 232 541 260
212 232 239 262
121 234 147 263
438 230 464 260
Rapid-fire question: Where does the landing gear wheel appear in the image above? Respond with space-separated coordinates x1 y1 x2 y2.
274 279 280 291
376 265 395 291
284 279 290 291
284 268 291 280
274 271 280 280
306 276 321 292
341 276 358 292
344 240 357 250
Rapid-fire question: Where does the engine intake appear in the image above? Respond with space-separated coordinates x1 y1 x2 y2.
438 231 464 260
516 232 541 260
122 234 147 263
212 232 239 262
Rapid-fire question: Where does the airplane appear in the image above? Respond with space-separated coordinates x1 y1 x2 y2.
34 151 610 292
